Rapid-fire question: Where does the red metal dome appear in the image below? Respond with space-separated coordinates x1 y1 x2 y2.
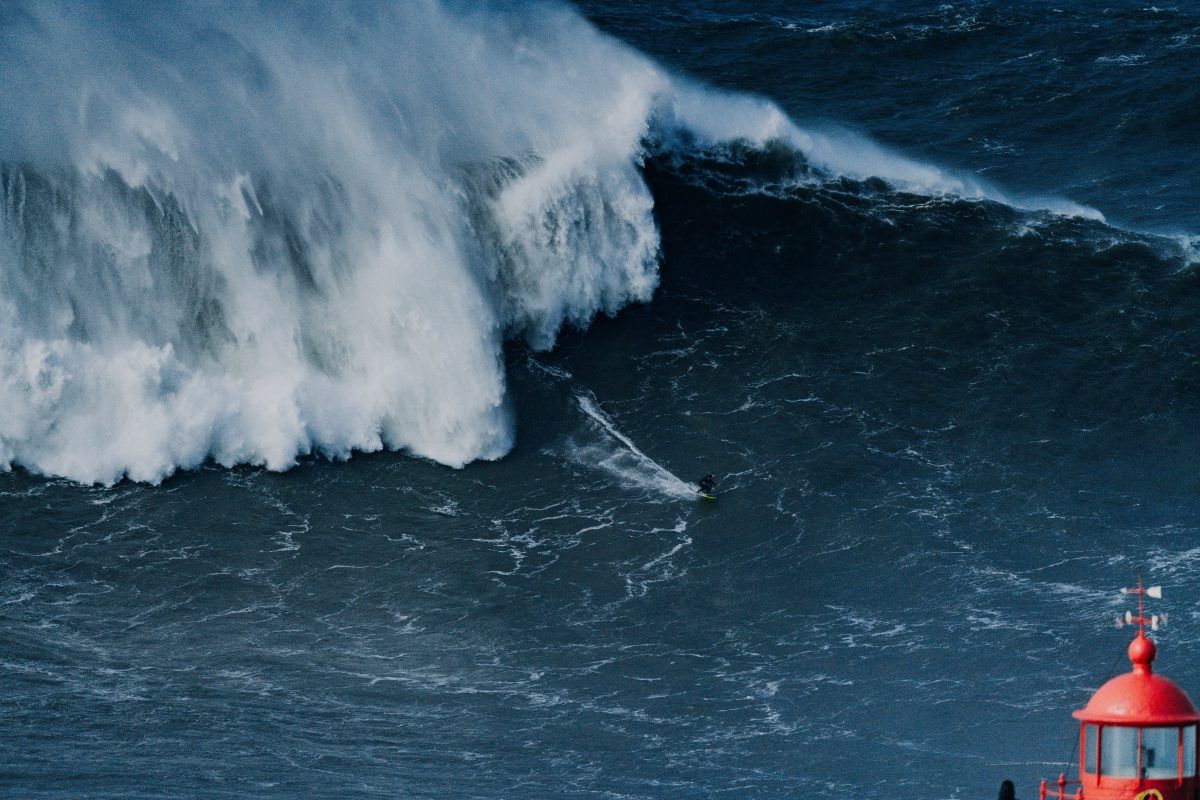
1073 633 1200 725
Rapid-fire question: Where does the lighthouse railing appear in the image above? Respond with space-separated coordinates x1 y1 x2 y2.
1039 773 1084 800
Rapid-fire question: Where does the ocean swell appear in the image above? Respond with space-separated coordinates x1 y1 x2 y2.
0 0 1101 484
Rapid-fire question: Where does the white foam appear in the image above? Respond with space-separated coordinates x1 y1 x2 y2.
1179 235 1200 269
0 2 660 484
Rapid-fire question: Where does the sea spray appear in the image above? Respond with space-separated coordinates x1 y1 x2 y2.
0 1 666 483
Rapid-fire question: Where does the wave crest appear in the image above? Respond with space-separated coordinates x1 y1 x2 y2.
0 0 1105 484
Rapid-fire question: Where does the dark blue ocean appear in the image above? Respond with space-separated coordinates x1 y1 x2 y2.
3 2 1200 797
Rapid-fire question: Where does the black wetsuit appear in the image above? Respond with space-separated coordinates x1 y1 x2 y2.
698 476 716 495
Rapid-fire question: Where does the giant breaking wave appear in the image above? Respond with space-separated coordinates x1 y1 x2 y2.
0 0 1100 484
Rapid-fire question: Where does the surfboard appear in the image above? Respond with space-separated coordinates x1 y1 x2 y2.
697 493 717 501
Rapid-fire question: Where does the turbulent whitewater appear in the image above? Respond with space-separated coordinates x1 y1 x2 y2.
0 0 1097 484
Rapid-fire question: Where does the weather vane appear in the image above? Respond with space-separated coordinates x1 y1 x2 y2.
1116 572 1167 635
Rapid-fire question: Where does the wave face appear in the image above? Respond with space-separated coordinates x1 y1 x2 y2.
0 0 1104 484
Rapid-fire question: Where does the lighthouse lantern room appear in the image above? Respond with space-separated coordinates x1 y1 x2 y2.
1050 578 1200 800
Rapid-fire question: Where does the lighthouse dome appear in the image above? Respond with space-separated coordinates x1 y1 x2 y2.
1073 634 1200 725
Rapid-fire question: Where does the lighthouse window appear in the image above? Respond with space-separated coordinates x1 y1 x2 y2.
1141 727 1181 779
1184 725 1197 777
1084 725 1099 774
1100 726 1139 777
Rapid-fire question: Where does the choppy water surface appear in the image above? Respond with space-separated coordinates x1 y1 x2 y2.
4 2 1200 798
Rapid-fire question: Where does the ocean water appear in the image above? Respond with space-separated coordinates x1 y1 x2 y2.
3 2 1200 798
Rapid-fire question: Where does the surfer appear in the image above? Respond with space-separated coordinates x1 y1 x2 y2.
697 473 717 496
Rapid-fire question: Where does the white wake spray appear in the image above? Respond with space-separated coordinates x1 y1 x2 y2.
573 393 695 500
0 0 1103 484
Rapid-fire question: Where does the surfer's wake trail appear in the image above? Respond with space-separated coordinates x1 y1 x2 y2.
0 0 1101 484
573 393 695 500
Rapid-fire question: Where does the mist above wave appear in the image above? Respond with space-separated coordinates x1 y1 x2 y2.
0 0 1102 484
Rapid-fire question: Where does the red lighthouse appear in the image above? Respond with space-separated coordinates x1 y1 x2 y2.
1043 578 1199 800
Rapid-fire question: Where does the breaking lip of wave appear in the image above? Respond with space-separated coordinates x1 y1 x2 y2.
655 85 1107 222
0 0 1130 485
